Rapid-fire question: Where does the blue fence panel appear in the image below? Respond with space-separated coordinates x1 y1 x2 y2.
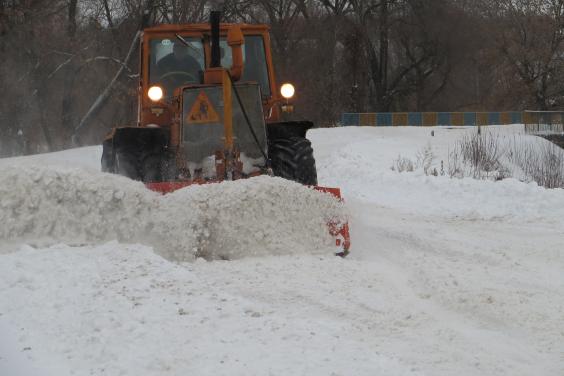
488 112 500 125
437 112 451 126
408 112 422 126
341 113 359 126
510 112 522 124
463 112 476 126
377 113 393 126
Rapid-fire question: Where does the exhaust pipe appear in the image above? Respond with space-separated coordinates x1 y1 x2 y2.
210 11 221 68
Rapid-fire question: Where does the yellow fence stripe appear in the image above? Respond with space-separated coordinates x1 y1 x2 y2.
422 112 437 126
393 113 408 126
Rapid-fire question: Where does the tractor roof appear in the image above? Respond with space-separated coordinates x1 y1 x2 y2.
143 23 269 35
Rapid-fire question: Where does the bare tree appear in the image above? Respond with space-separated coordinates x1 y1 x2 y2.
1 0 562 156
74 0 158 141
493 0 564 109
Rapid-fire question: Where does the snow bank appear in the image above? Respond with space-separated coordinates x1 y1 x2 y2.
0 166 346 260
0 166 154 245
0 145 102 171
310 125 564 224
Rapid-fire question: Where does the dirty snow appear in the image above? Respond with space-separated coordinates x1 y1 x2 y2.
1 124 564 376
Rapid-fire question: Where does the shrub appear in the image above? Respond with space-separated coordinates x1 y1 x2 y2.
416 144 435 175
391 155 415 172
458 131 504 178
447 130 507 180
507 137 564 188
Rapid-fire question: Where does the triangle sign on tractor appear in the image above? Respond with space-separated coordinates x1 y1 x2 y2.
186 91 220 124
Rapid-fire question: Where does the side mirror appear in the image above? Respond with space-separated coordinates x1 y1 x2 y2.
227 25 244 80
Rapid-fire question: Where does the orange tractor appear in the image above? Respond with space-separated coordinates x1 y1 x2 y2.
101 12 350 254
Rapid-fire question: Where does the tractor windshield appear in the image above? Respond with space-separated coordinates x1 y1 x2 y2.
220 35 271 96
149 37 204 97
148 35 270 98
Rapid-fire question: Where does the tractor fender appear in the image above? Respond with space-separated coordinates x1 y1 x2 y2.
107 127 170 153
266 121 314 141
101 127 171 175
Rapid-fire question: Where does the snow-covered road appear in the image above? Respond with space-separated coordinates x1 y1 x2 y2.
1 125 563 375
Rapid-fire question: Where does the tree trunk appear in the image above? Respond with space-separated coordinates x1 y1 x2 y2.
379 0 388 101
61 0 78 148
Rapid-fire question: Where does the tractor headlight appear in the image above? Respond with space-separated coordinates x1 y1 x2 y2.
280 83 295 99
148 86 164 102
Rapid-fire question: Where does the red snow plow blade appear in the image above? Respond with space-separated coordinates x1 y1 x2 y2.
145 181 351 256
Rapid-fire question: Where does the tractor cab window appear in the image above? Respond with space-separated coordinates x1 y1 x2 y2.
220 35 271 97
149 37 204 97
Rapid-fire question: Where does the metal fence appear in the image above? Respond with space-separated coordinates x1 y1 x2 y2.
341 111 564 130
522 111 564 135
341 111 526 127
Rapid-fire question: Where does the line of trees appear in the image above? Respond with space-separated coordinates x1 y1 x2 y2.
0 0 562 156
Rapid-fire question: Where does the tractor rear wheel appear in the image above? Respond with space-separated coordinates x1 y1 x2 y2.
268 136 318 185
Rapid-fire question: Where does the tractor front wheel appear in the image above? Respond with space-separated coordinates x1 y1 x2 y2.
141 154 162 183
268 136 318 185
115 151 141 181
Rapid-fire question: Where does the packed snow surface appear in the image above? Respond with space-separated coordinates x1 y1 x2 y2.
1 125 564 375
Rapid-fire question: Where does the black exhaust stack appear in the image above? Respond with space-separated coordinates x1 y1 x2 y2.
210 11 221 68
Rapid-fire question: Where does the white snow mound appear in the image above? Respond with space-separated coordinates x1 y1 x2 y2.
0 166 347 260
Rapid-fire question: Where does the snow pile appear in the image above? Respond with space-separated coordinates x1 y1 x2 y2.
159 178 346 260
0 166 155 245
0 145 102 171
0 166 346 260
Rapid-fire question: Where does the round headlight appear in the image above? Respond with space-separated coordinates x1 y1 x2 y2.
148 86 163 101
280 83 295 99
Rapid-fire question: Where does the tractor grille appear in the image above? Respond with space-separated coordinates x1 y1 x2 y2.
182 83 267 177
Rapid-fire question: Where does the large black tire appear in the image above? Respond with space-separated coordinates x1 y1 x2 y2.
101 141 116 173
269 136 318 185
141 154 161 182
101 139 141 180
115 150 141 181
140 153 177 183
101 127 171 182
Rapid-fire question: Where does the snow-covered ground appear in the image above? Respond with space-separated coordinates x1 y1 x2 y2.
1 125 563 375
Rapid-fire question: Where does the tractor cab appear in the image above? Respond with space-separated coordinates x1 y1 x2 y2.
139 23 279 131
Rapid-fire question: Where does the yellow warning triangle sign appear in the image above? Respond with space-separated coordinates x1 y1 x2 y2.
186 91 220 124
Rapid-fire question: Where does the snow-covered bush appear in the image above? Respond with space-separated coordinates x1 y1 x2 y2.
391 145 436 175
458 131 505 179
416 144 435 175
391 155 415 172
447 147 464 178
507 137 564 189
446 130 514 181
446 130 564 188
388 128 563 189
